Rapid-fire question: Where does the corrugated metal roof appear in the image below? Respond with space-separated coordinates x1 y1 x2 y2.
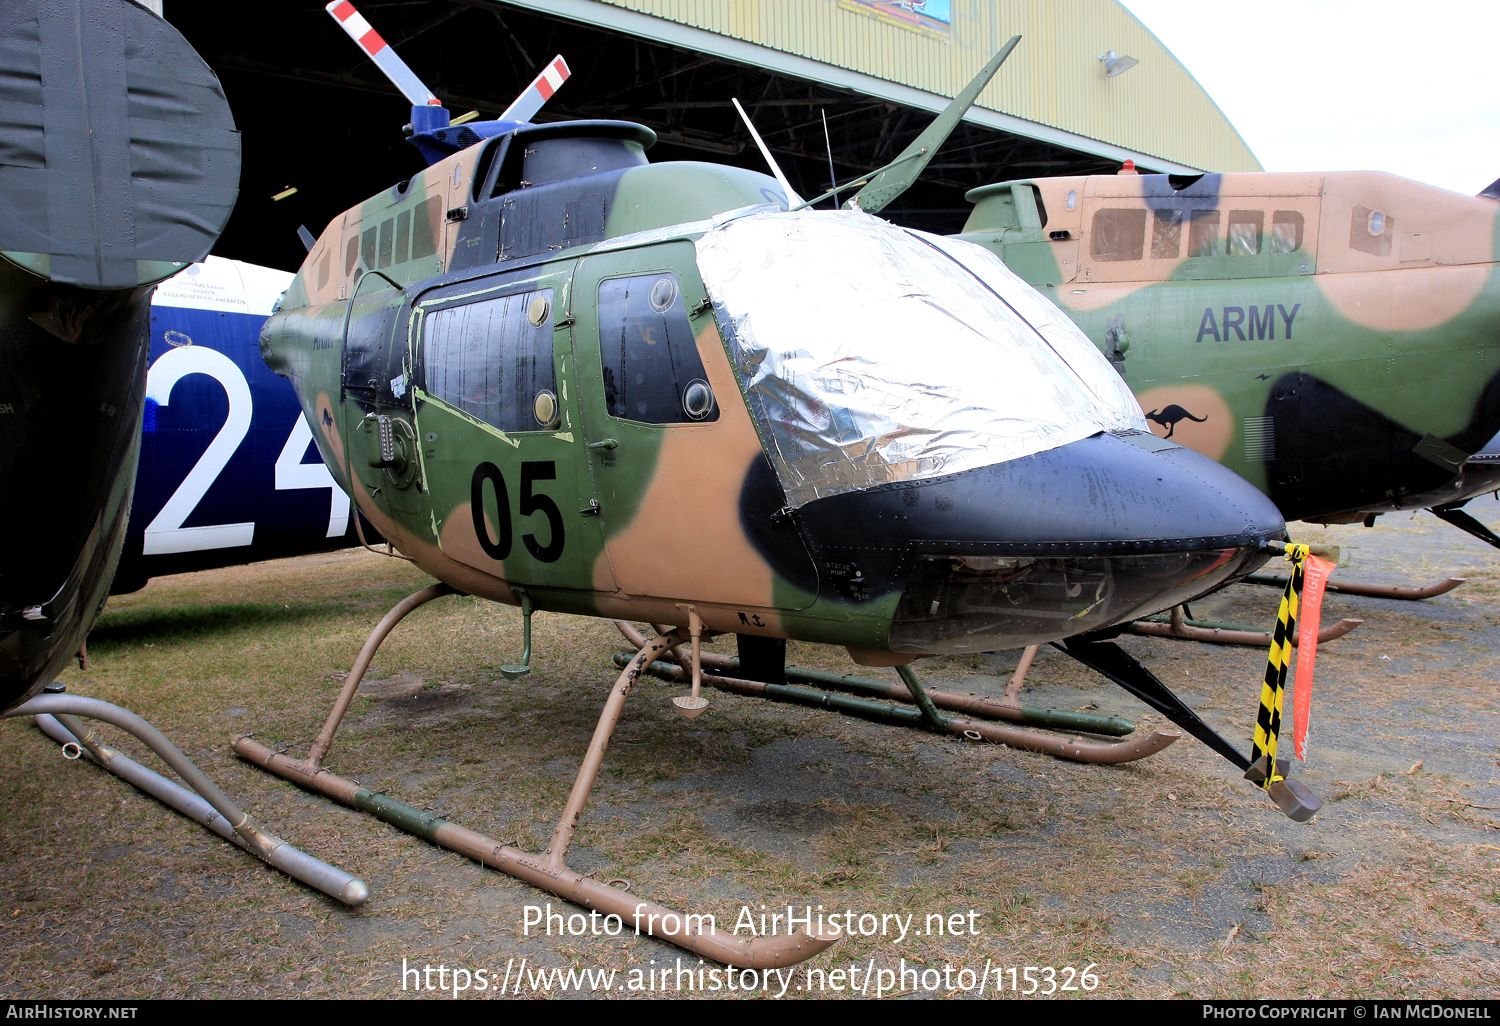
553 0 1260 173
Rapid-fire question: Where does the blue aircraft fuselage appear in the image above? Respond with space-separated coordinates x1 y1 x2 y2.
111 258 364 593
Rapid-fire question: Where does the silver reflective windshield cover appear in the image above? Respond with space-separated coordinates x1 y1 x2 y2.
695 210 1146 507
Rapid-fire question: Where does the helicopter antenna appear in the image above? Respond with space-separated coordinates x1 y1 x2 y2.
848 34 1021 214
499 56 572 124
731 97 805 208
821 109 839 208
324 1 439 107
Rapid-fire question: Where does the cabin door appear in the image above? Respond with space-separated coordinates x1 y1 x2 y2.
413 262 614 603
570 242 818 612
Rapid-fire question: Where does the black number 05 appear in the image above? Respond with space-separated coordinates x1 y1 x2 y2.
470 461 564 563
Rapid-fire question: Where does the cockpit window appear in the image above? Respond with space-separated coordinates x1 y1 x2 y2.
598 272 718 425
695 211 1145 507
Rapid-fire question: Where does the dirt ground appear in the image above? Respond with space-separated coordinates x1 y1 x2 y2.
2 499 1498 1000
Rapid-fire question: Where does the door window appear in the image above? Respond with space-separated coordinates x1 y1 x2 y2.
423 288 557 433
598 272 718 424
342 276 404 405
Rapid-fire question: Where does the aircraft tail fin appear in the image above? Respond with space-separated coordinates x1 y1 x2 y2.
848 35 1021 214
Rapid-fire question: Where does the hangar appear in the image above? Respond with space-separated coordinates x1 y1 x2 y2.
166 0 1260 271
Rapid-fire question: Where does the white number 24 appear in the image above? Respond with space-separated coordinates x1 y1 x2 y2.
141 345 349 556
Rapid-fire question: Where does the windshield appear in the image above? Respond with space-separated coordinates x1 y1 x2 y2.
695 209 1146 507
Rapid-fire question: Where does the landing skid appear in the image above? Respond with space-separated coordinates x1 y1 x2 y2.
1126 604 1363 647
1241 573 1465 601
622 622 1316 819
612 623 1178 764
11 691 366 904
234 586 839 969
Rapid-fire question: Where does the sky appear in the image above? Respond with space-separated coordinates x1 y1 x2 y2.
1118 1 1500 196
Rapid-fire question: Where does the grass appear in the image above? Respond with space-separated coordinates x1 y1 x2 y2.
0 525 1497 998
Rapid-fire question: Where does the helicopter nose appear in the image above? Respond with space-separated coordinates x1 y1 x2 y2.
788 431 1286 654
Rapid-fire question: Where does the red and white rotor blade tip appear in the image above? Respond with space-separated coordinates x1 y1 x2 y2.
498 55 571 124
325 0 439 107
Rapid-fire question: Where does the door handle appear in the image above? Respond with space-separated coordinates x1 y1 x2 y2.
587 438 618 450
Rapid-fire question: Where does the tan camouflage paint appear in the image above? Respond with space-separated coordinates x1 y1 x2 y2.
961 169 1500 511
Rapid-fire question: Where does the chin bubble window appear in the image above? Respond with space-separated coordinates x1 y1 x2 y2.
598 272 718 425
890 549 1256 653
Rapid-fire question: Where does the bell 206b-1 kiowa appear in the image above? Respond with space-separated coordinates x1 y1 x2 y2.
955 168 1500 562
234 2 1306 967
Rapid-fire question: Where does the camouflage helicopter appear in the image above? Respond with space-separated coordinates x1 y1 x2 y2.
952 168 1500 567
238 3 1295 966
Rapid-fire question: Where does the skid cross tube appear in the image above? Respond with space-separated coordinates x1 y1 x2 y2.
307 582 457 768
1054 639 1251 771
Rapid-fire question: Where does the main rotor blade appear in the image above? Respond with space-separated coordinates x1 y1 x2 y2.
499 55 572 124
325 0 438 107
731 97 805 208
849 34 1021 214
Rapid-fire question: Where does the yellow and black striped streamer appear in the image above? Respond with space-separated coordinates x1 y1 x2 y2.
1252 544 1309 787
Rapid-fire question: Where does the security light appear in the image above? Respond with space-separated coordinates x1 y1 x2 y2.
1099 49 1139 77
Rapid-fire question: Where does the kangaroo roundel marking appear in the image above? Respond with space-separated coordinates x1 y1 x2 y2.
1145 404 1207 439
1135 385 1233 461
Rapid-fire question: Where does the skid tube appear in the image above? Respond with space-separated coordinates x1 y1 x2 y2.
1126 605 1363 647
616 654 1178 764
234 586 838 969
13 693 367 905
614 624 1178 765
1241 573 1465 602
